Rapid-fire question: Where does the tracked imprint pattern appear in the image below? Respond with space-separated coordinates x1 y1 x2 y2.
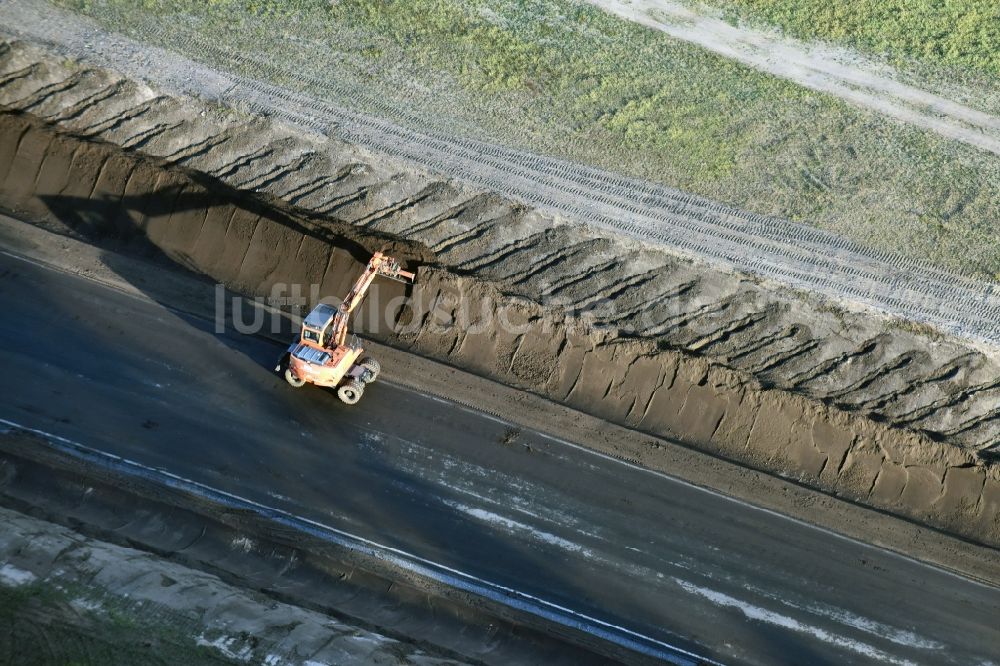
0 40 998 463
172 34 1000 339
2 16 999 336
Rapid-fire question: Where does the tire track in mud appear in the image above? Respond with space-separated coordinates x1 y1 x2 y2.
0 39 998 460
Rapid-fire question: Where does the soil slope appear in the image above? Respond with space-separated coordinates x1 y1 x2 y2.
0 41 998 547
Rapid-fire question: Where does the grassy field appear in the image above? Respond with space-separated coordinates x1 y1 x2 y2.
0 582 234 666
53 0 1000 280
700 0 1000 78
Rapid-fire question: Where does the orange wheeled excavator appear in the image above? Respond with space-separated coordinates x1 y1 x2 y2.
275 251 414 404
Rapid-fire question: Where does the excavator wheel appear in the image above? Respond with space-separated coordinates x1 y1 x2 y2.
337 379 365 405
284 367 306 388
358 357 381 383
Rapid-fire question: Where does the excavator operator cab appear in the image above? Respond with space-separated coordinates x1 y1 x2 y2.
301 302 338 347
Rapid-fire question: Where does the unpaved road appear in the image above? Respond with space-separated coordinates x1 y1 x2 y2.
3 0 1000 346
591 0 1000 156
0 235 997 664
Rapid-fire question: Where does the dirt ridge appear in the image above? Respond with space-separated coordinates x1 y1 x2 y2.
0 502 467 666
0 106 998 548
3 39 998 459
2 2 999 346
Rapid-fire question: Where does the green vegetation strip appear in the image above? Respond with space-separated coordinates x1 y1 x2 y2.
0 583 234 666
53 0 1000 279
704 0 1000 78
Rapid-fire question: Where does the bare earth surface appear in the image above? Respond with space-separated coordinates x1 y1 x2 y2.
592 0 1000 156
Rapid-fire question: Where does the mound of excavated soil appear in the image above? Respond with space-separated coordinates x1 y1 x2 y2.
0 42 998 548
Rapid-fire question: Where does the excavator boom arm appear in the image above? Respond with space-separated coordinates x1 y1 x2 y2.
329 251 414 345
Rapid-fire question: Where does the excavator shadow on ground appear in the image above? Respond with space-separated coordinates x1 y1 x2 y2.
32 171 422 401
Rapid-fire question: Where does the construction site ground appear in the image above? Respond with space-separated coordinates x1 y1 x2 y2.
1 28 998 546
0 214 997 665
1 1 999 663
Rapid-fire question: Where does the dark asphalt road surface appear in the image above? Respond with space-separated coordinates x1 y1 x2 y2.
0 249 997 665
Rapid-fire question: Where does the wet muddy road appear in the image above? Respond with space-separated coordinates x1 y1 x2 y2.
0 249 997 665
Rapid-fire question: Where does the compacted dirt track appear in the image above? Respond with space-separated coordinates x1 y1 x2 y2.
592 0 1000 156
